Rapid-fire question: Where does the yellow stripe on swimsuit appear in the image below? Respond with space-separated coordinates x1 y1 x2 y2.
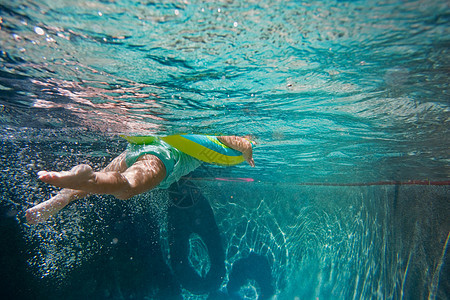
121 134 247 166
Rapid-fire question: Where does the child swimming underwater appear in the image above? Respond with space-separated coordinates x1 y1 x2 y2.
26 135 255 224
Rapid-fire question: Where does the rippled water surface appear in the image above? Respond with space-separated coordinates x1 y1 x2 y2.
0 0 449 299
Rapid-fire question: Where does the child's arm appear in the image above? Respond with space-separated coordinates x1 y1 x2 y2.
217 136 255 167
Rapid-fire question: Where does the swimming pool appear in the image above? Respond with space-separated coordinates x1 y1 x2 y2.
0 0 448 299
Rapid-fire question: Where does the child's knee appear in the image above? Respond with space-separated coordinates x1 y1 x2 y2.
114 188 137 200
116 193 133 200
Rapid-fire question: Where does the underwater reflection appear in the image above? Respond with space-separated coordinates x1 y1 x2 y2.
31 76 165 134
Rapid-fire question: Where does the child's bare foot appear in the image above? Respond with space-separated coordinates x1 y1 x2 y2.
38 164 95 190
25 194 68 224
26 206 48 225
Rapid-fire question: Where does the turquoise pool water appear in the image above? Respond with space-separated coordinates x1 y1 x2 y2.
0 0 449 299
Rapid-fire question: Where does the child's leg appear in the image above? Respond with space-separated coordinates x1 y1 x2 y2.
26 152 166 224
37 152 129 190
110 154 166 199
26 152 128 224
26 189 87 224
36 154 165 199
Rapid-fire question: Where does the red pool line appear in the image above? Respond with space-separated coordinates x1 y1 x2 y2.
290 180 450 186
183 177 450 186
215 177 255 182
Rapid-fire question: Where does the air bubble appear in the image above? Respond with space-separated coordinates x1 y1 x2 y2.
34 26 45 35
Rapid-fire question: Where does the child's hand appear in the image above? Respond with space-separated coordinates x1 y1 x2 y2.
246 156 255 167
217 135 256 167
243 148 255 167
